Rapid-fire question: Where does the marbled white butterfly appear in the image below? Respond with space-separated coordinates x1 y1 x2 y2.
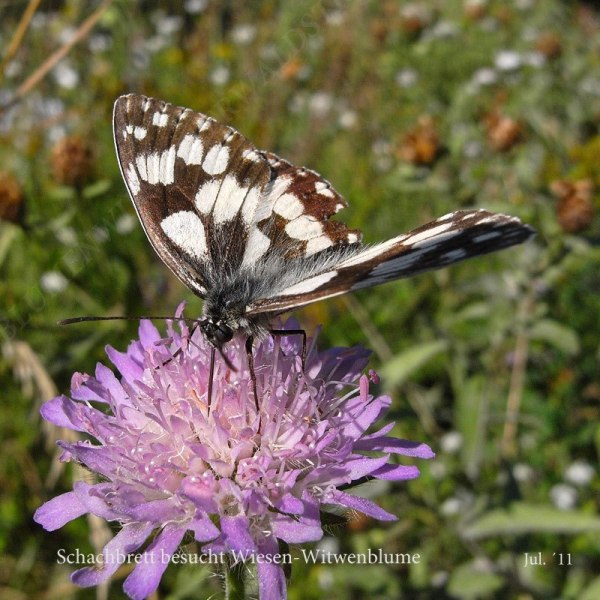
114 94 534 352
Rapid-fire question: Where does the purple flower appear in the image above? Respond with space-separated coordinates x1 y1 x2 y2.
35 308 434 599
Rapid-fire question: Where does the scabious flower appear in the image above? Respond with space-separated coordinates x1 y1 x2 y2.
35 307 434 600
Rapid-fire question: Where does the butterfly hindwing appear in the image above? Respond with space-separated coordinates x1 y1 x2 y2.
245 209 533 315
256 152 362 260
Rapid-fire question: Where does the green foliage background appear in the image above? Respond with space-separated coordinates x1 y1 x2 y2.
1 1 599 598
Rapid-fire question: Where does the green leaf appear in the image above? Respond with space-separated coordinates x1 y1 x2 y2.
0 224 20 269
82 179 112 199
529 319 580 355
446 301 493 325
379 339 449 388
581 576 600 600
447 560 504 599
463 503 600 539
455 374 489 479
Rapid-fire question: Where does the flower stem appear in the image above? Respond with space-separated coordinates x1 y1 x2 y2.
224 558 246 600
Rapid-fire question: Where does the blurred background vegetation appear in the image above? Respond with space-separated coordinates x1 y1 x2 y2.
1 0 599 598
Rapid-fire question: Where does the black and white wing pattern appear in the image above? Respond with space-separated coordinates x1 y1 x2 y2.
114 94 534 342
114 94 270 298
245 208 531 316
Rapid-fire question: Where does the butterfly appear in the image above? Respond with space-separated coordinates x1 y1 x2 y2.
113 94 534 353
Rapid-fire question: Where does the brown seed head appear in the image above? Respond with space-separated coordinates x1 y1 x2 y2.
484 109 523 152
0 171 24 223
397 116 441 165
551 180 595 233
51 135 94 188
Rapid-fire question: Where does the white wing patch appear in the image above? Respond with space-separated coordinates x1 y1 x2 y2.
337 237 404 269
315 181 334 198
212 175 249 224
406 222 454 247
285 215 323 240
161 211 208 260
202 144 229 175
443 249 467 261
273 193 304 220
240 186 261 225
125 163 141 196
254 175 291 222
279 271 337 296
195 180 221 214
152 111 169 127
136 148 176 185
279 271 338 296
305 235 334 255
241 227 271 268
177 134 204 165
473 230 502 243
369 250 426 277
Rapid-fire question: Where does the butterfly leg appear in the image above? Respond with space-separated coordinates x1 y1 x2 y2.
245 335 260 412
202 346 216 418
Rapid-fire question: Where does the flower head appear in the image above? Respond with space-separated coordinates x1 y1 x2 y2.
35 307 434 600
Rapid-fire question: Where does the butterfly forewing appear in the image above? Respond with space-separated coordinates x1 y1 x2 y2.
114 95 360 299
113 93 534 341
114 95 270 296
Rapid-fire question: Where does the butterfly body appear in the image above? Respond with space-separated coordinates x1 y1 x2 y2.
114 94 534 353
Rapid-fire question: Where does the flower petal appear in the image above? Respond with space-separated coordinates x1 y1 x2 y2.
70 372 108 402
127 498 185 522
257 536 287 600
221 515 256 554
58 442 120 479
72 522 154 587
359 422 396 440
343 455 391 480
370 463 421 480
189 514 220 542
138 319 162 348
123 524 186 600
271 491 323 543
271 513 323 543
274 493 304 515
40 395 84 430
72 482 122 521
329 490 397 522
340 395 391 439
95 362 130 405
354 436 435 458
105 345 144 381
34 491 87 531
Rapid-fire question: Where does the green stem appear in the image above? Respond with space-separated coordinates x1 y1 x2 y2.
224 557 246 600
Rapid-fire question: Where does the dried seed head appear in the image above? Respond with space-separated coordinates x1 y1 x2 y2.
50 135 94 188
397 116 441 165
0 171 24 223
535 32 563 59
551 179 595 233
484 109 523 152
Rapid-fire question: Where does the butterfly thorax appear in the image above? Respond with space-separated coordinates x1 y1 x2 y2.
199 272 272 349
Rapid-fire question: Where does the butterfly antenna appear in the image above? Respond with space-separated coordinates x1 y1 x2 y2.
58 315 201 326
245 336 260 412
